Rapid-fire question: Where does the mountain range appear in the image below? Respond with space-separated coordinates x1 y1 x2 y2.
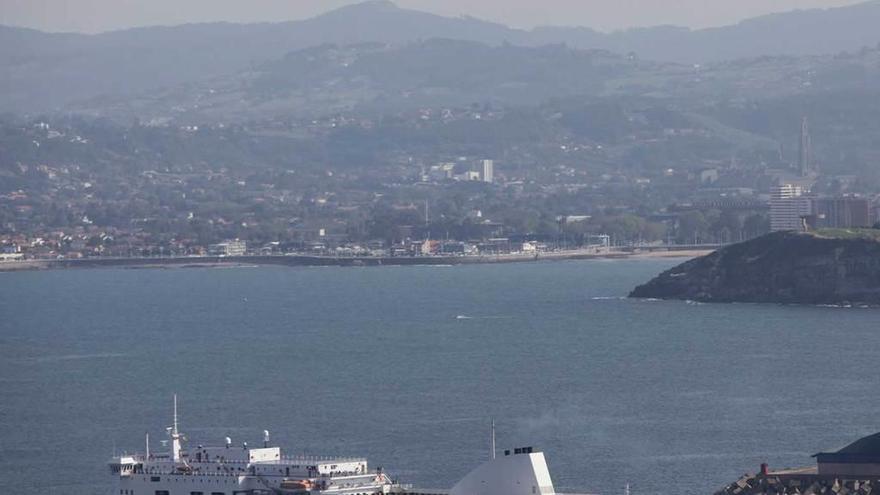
2 0 880 114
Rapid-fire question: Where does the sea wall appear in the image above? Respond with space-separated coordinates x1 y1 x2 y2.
0 249 626 271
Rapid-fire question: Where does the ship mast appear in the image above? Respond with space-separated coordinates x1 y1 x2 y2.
490 419 496 460
171 394 182 462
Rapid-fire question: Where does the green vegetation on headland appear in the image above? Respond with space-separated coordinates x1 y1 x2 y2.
812 228 880 241
630 230 880 305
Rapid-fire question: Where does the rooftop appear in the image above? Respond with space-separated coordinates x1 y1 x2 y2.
815 432 880 463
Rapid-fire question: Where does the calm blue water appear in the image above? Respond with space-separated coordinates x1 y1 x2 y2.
1 260 879 495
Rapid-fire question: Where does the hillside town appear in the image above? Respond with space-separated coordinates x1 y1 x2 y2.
1 114 876 262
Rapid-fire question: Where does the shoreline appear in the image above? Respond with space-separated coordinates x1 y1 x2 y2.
0 248 713 272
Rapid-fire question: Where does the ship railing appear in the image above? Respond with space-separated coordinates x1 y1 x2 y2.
280 455 367 463
184 457 365 467
193 455 364 463
130 468 392 481
137 469 246 476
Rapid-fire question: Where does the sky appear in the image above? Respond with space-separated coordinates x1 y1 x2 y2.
0 0 867 34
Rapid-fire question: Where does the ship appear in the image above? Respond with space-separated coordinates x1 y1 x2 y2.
109 397 561 495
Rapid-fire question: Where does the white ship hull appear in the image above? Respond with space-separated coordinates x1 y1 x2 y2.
110 398 558 495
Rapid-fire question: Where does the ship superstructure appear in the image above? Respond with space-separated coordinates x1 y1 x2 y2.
110 397 560 495
109 396 394 495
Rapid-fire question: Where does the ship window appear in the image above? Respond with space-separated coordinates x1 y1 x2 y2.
151 477 161 482
211 492 225 495
156 491 170 495
191 492 204 495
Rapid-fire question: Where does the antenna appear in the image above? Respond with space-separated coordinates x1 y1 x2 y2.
170 394 182 462
490 419 496 460
264 430 270 448
146 432 150 459
625 483 630 495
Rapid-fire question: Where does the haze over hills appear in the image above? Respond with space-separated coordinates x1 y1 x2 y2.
531 0 880 62
65 39 880 126
6 40 880 179
2 0 880 114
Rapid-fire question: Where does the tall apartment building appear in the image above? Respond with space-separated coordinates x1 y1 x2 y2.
770 184 812 232
479 159 494 183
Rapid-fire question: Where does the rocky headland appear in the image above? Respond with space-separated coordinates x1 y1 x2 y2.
630 230 880 305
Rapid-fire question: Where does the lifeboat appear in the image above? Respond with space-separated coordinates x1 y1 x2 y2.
280 479 314 491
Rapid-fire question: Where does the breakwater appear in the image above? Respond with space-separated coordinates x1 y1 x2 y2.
716 471 880 495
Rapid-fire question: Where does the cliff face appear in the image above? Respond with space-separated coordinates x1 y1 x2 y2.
630 231 880 305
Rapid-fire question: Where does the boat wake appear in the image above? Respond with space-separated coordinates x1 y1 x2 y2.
31 352 127 363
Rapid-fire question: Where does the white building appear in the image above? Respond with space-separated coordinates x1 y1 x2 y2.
208 239 247 256
458 170 481 181
428 162 456 181
770 184 812 232
480 159 494 183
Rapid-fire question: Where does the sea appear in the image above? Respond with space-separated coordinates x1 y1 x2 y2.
1 259 878 495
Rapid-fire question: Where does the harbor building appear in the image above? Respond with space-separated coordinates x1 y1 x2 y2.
770 184 812 232
815 431 880 476
716 431 880 494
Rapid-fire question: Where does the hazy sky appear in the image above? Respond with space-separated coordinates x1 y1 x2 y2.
0 0 866 33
